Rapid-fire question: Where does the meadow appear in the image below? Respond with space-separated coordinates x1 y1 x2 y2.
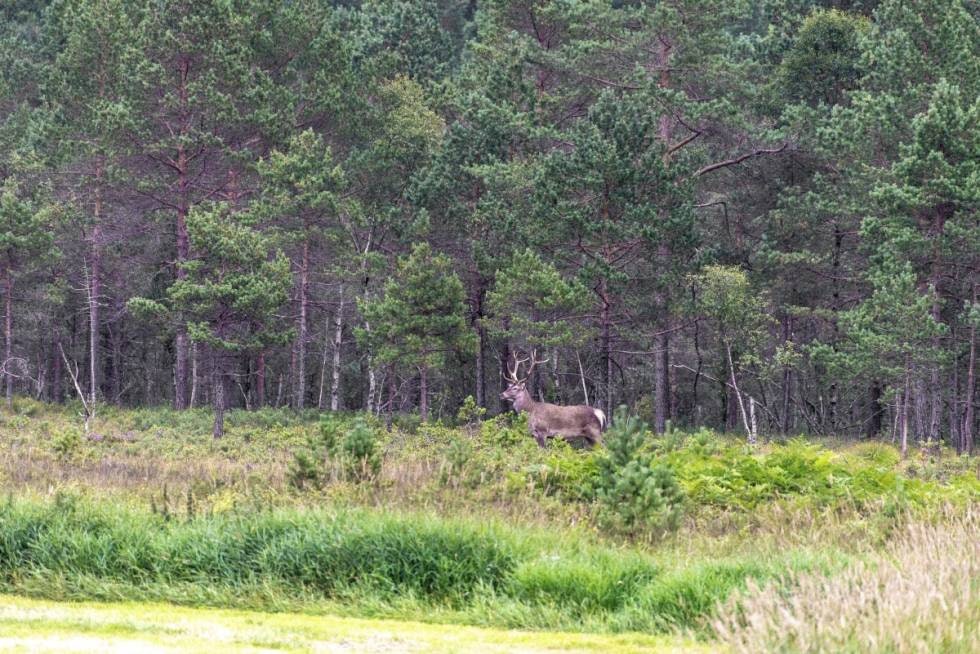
1 398 978 652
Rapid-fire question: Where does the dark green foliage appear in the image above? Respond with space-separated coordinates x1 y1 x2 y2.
288 414 381 487
779 9 869 106
596 408 686 536
339 417 382 479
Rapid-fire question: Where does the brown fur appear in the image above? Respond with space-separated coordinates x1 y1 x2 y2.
501 384 605 447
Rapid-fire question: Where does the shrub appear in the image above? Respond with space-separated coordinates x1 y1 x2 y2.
288 415 381 487
596 408 685 536
340 417 381 480
480 412 528 446
50 426 83 460
456 395 486 426
518 442 601 501
440 436 474 487
286 448 322 490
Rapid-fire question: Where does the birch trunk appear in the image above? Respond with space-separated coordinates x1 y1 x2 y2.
329 284 344 411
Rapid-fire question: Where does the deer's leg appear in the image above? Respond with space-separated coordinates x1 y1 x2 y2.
531 427 548 448
586 425 603 448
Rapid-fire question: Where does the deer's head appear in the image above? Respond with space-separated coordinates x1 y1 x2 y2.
500 350 548 405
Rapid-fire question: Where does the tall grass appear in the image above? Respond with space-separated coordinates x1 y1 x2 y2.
0 495 827 633
714 512 980 653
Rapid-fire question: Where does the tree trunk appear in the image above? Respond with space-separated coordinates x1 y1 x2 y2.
172 58 191 411
189 341 198 408
419 364 429 423
386 365 395 431
4 266 12 409
652 34 673 434
781 315 792 434
499 341 511 413
726 342 754 443
89 222 101 406
654 326 669 433
866 381 883 439
110 322 122 404
475 324 486 408
295 237 309 410
963 285 976 454
212 363 225 438
330 284 344 412
599 279 613 414
901 361 911 458
174 149 190 411
317 313 330 410
256 350 265 408
52 337 63 403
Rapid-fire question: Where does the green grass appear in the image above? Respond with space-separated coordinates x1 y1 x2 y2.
0 594 709 653
0 495 838 635
1 399 978 649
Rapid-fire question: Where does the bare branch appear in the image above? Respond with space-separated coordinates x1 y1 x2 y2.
692 143 788 178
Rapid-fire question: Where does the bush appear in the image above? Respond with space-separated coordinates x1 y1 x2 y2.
50 426 83 460
596 408 685 536
517 441 601 501
288 415 381 487
456 395 486 426
340 417 381 480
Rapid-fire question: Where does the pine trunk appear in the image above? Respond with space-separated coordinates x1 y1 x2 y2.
4 267 12 409
475 324 485 408
317 313 330 410
599 279 612 414
89 184 101 406
419 365 429 423
256 350 265 408
963 285 976 453
295 238 309 410
212 363 225 438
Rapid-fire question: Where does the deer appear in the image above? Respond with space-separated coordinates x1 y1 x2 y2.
500 350 606 448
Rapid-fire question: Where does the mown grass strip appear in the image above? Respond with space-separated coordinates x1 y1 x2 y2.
0 594 714 653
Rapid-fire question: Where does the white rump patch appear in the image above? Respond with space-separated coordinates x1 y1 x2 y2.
593 409 606 428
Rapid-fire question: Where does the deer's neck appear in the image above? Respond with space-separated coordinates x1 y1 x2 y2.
513 389 536 413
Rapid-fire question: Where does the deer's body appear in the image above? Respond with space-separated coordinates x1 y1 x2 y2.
504 386 606 447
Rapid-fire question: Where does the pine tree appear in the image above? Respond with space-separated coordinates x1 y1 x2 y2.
358 243 474 423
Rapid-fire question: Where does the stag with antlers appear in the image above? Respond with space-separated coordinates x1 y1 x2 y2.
500 350 606 447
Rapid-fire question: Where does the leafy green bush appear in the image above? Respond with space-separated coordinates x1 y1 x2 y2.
516 441 601 501
480 412 529 446
50 426 83 459
339 417 381 480
288 415 381 487
440 436 474 487
456 395 486 426
596 408 685 536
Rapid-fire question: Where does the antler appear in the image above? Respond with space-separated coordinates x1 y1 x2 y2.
507 349 550 384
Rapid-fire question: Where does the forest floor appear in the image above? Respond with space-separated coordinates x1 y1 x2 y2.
0 399 978 652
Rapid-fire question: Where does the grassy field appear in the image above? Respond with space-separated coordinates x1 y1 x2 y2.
0 594 705 653
0 398 978 652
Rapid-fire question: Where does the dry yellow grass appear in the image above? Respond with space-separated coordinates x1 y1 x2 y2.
713 512 980 653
